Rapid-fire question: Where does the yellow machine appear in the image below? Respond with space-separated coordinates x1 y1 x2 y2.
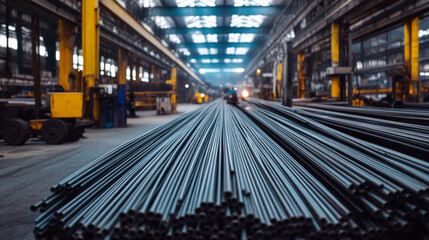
194 93 205 104
1 92 90 145
1 14 94 145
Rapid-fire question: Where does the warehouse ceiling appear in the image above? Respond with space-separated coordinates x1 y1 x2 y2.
124 0 287 86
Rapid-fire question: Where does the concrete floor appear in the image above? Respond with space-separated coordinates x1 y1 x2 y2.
0 104 202 240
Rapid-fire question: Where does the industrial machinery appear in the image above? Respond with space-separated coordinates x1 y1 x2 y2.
225 89 238 105
0 93 91 145
156 96 172 115
193 93 205 104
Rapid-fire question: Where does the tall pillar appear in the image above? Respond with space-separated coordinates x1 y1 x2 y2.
272 60 278 99
277 62 283 99
348 28 354 106
82 0 100 121
331 23 340 98
404 17 420 100
118 48 129 85
411 17 420 98
297 52 306 99
282 42 293 107
167 67 177 112
152 65 159 81
117 48 129 127
59 19 74 92
135 64 140 82
31 16 41 118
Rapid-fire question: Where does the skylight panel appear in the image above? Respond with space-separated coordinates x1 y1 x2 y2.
236 47 249 55
233 0 272 7
228 33 255 43
225 58 243 63
179 48 191 56
207 34 218 43
198 48 209 55
226 47 236 55
138 0 160 7
152 16 174 29
230 15 265 28
169 34 182 44
200 59 219 63
226 47 249 55
192 32 206 43
176 0 215 7
185 16 217 28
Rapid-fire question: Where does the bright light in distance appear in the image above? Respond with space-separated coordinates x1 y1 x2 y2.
185 84 189 88
242 90 249 98
201 93 205 98
199 69 207 74
256 68 261 75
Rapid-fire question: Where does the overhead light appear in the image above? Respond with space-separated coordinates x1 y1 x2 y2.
199 69 207 74
256 68 261 75
242 90 249 98
185 84 189 88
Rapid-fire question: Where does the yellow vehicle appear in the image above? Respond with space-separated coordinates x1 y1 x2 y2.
193 93 211 104
193 93 205 104
1 93 91 145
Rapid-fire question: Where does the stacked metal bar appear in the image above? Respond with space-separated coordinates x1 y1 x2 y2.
33 100 429 239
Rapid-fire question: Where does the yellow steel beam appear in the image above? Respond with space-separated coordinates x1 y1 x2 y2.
404 17 420 96
410 17 419 95
100 0 204 85
331 23 340 65
297 53 306 99
167 67 177 92
404 20 411 69
277 62 283 98
82 0 100 121
118 48 129 85
331 23 340 98
167 67 177 112
58 19 74 92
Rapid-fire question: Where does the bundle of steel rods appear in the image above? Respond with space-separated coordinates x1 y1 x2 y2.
292 102 429 125
33 100 429 239
249 99 429 159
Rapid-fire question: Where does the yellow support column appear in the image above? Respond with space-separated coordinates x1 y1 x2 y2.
411 17 419 96
402 20 411 100
58 19 74 92
297 53 305 99
82 0 100 121
167 67 177 112
404 17 420 98
331 23 340 98
277 62 283 98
